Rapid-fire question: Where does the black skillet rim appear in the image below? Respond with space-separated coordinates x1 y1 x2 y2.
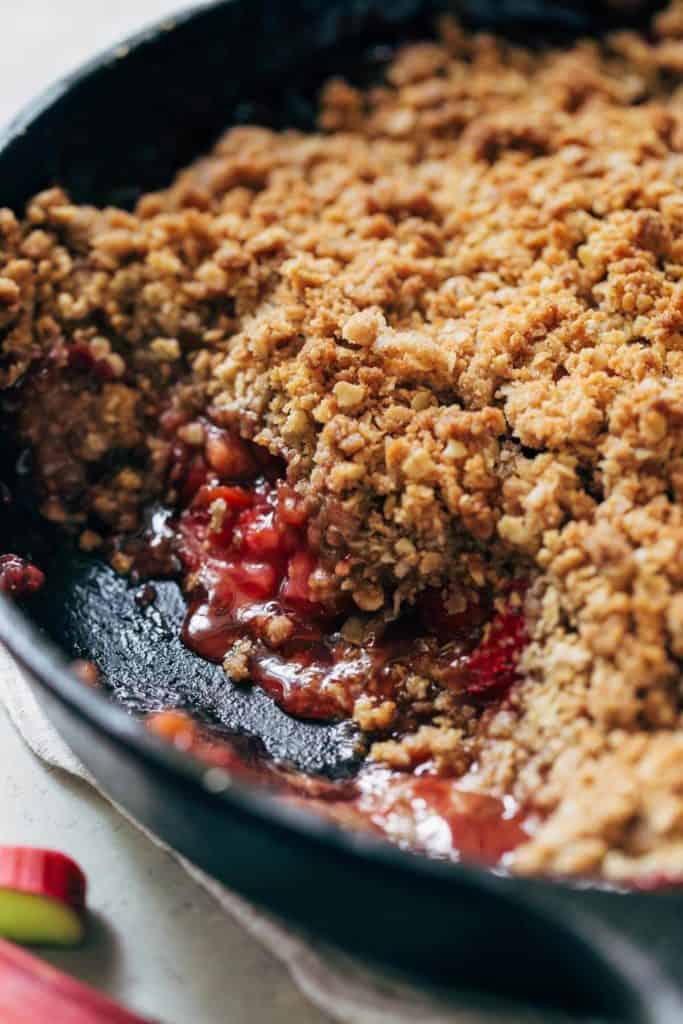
0 0 633 911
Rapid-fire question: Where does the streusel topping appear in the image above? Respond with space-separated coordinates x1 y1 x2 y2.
6 4 683 879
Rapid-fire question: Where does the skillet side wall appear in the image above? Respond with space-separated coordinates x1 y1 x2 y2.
28 669 649 1020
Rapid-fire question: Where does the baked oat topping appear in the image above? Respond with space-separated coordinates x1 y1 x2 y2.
7 3 683 881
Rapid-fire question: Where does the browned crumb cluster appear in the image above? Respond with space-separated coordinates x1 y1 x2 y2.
8 4 683 880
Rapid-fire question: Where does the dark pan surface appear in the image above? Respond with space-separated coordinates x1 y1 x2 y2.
29 545 361 777
4 2 683 1021
0 442 359 774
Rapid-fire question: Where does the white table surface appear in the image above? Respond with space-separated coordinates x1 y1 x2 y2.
0 706 331 1023
1 2 330 1021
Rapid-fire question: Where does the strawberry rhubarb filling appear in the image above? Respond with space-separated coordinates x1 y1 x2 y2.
139 422 533 867
0 555 44 597
170 423 528 725
147 709 532 867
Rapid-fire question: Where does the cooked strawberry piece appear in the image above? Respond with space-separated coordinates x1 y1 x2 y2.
233 560 279 598
239 507 300 560
464 605 527 697
238 508 282 557
168 438 210 503
277 486 308 527
281 550 317 607
0 555 45 597
177 429 328 673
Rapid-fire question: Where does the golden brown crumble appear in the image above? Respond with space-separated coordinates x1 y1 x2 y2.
8 4 683 880
223 638 256 682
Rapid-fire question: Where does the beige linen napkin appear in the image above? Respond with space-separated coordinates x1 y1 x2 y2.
0 643 564 1024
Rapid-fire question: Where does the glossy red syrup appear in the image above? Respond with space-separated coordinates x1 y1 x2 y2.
178 469 360 718
179 478 326 657
356 769 530 864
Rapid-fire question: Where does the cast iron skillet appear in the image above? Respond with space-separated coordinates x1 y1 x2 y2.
2 1 683 1020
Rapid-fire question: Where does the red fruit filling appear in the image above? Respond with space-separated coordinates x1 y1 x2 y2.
439 602 528 699
140 424 535 868
181 480 319 624
169 423 529 722
66 342 116 381
465 605 527 696
356 770 530 865
178 471 356 718
147 710 531 866
0 555 45 597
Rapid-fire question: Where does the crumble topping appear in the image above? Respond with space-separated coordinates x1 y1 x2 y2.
6 3 683 881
